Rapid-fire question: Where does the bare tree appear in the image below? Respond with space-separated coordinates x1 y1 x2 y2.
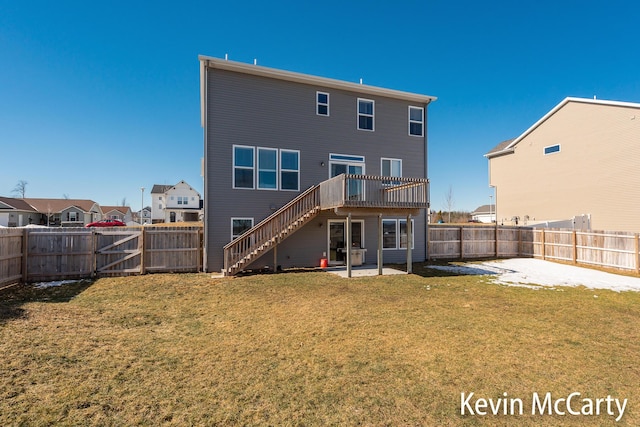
12 180 28 198
63 194 70 199
444 185 455 223
121 197 127 207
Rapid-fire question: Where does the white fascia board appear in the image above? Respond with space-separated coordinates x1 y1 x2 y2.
198 55 437 105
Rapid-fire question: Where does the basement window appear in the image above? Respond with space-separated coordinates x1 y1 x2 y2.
544 144 560 155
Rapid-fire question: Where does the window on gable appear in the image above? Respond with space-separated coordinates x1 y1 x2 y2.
544 144 560 155
233 145 255 189
231 218 254 241
317 92 329 116
358 98 374 131
280 149 300 191
257 147 278 190
409 106 424 137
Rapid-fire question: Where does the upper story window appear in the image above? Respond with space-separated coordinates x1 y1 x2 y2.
358 98 374 131
177 196 188 205
317 92 329 116
280 149 300 191
257 147 278 190
544 144 560 155
233 145 255 189
409 106 424 137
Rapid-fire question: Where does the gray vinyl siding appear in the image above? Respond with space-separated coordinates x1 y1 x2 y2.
205 67 428 272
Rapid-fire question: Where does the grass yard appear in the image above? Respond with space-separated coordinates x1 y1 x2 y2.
1 267 639 426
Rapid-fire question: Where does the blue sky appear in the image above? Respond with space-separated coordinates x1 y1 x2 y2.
1 1 639 212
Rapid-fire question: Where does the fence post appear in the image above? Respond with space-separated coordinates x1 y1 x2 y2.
572 230 577 264
140 227 146 275
21 228 28 283
634 233 640 274
459 226 464 260
541 229 545 260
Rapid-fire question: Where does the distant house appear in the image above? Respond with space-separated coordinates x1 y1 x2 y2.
150 181 202 223
0 197 41 226
486 97 640 231
101 206 133 224
22 198 102 227
470 204 496 223
134 206 152 225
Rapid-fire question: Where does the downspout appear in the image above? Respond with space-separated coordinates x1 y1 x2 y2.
424 100 431 261
200 59 209 272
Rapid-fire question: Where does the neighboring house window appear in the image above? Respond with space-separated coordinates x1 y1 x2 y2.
68 212 78 222
357 98 374 131
158 203 163 209
231 218 254 241
177 196 188 205
233 145 255 189
409 106 424 137
317 91 329 116
383 219 415 249
544 144 560 155
381 158 402 185
280 149 300 191
257 147 278 190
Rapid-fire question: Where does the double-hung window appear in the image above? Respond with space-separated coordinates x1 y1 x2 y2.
231 218 254 241
257 147 278 190
233 145 255 189
358 98 374 131
409 106 424 137
317 92 329 116
280 149 300 191
381 158 402 185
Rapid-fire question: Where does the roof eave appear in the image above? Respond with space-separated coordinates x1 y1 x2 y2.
198 55 437 105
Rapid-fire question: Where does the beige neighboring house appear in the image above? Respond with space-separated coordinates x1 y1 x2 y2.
23 198 102 227
486 97 640 232
470 204 496 223
101 206 134 224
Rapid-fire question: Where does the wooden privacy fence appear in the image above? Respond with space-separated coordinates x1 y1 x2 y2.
0 226 203 287
428 225 640 273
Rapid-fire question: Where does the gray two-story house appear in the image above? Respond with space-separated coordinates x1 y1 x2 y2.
200 56 436 275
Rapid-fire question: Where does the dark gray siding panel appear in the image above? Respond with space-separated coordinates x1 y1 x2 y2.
205 67 428 272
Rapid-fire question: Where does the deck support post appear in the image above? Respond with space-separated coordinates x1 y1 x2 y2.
406 213 412 274
378 214 383 275
273 241 278 272
346 213 352 278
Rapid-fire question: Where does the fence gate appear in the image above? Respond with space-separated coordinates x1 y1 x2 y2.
95 229 143 276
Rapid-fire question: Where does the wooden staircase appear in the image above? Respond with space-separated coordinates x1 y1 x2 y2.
223 185 321 276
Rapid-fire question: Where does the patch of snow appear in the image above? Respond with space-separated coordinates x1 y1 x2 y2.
33 280 79 289
429 258 640 292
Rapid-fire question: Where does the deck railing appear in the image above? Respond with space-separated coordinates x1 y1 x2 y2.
319 174 429 210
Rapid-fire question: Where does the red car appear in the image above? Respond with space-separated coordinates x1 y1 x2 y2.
85 219 126 227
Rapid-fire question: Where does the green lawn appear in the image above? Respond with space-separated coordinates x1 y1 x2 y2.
1 266 639 426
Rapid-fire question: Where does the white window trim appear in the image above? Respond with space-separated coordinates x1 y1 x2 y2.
408 106 424 137
316 91 329 116
357 98 375 131
382 219 415 250
257 147 279 191
232 145 255 190
280 149 300 192
543 144 561 155
230 217 254 241
381 158 402 177
328 154 366 180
